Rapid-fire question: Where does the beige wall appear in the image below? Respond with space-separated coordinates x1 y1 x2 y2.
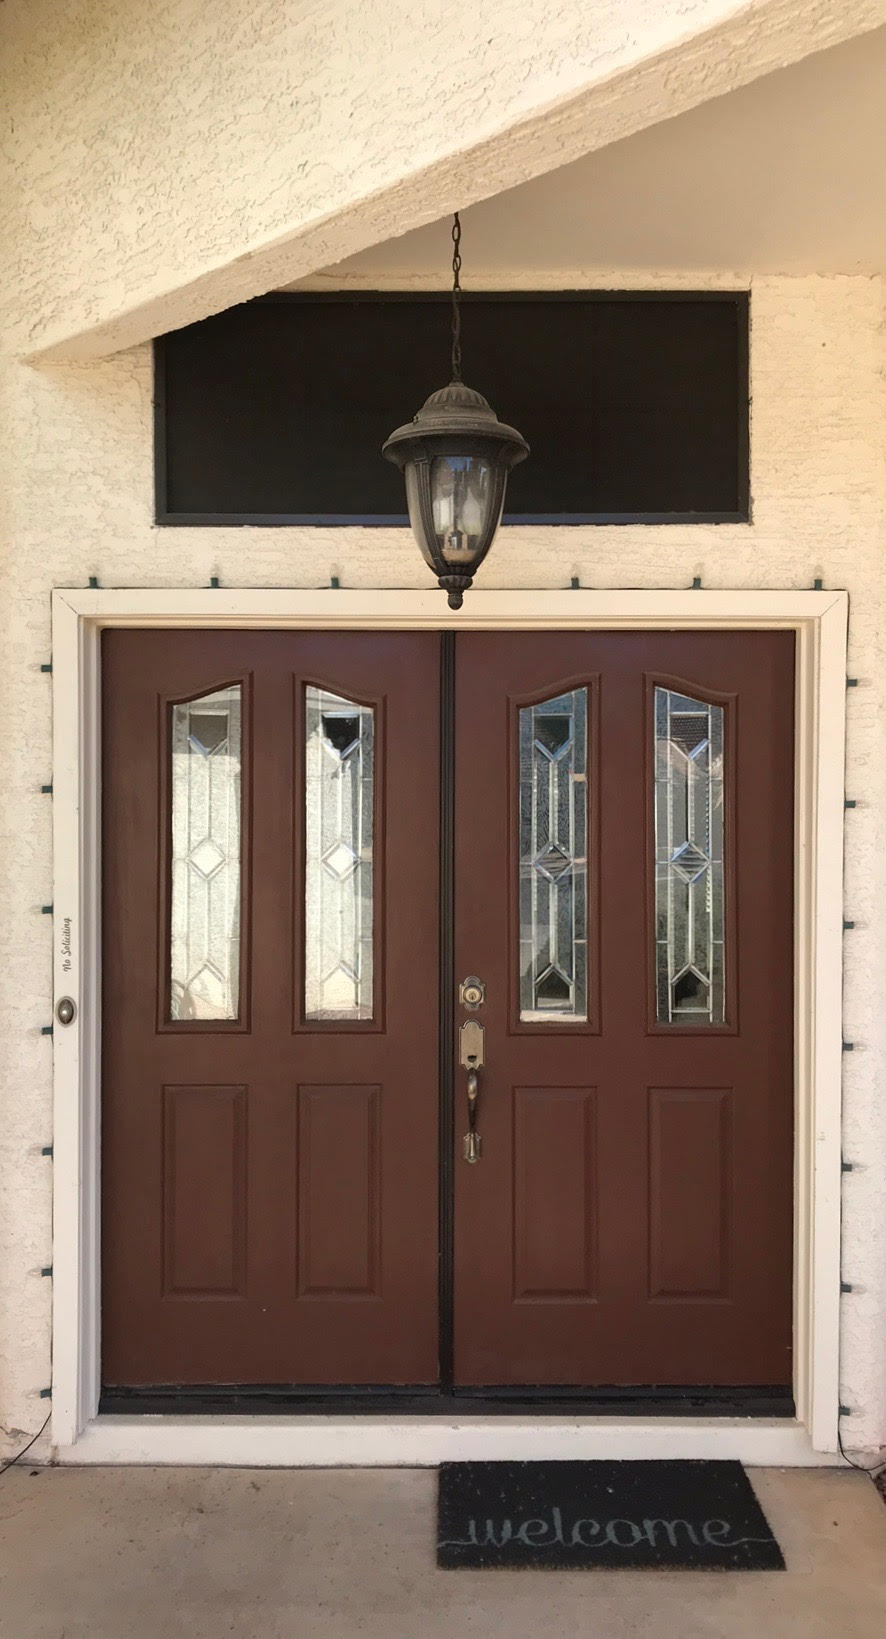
2 0 884 358
313 27 886 278
1 274 885 1459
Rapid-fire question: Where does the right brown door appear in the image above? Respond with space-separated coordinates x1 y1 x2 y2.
453 630 794 1389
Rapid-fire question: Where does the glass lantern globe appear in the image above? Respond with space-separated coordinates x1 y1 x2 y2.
383 381 528 609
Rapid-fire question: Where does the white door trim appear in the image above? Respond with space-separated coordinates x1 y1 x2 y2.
50 586 849 1466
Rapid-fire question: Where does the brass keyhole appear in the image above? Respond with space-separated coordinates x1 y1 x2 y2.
459 976 486 1010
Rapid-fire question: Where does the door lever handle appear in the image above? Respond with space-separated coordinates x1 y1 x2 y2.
464 1066 481 1163
460 1019 485 1164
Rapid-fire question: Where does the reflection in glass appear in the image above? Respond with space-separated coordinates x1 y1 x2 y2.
305 687 374 1021
519 689 588 1021
654 687 726 1026
170 685 242 1021
429 455 495 564
405 455 500 569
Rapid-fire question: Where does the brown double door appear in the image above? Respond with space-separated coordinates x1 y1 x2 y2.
102 628 794 1395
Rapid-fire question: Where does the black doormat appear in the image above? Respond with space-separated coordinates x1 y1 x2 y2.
437 1460 784 1570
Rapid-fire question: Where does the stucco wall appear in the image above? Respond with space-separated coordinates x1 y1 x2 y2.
1 274 885 1460
2 0 885 358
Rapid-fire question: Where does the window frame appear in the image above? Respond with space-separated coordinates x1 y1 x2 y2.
154 290 751 529
300 679 380 1029
157 673 253 1035
294 675 386 1035
508 673 602 1037
645 672 739 1037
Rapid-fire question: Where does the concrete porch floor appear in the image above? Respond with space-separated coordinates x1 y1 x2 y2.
0 1466 884 1638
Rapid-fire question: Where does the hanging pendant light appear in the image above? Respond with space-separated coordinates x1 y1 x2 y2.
383 214 529 609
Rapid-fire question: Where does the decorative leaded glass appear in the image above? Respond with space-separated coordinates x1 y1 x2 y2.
305 687 374 1021
170 685 242 1021
519 689 588 1021
654 687 725 1026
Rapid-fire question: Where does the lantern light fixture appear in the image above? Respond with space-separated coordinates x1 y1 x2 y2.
382 214 529 609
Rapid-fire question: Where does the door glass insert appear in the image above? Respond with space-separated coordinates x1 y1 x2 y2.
170 684 242 1021
654 687 725 1025
305 687 375 1021
519 689 588 1021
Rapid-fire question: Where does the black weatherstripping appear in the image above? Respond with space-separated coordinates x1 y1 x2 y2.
100 1385 794 1418
438 633 456 1390
155 291 750 526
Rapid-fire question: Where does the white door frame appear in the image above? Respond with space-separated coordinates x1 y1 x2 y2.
50 585 848 1466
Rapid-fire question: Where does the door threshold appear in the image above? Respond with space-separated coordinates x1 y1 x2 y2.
99 1385 795 1419
60 1414 837 1468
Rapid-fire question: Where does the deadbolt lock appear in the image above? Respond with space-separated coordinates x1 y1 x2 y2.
459 975 486 1010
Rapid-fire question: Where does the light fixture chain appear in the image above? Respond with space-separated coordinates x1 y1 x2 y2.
451 212 462 382
382 210 527 611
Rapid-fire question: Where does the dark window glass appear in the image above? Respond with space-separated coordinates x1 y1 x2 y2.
156 293 748 524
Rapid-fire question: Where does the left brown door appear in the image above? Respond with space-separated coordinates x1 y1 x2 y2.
102 629 440 1387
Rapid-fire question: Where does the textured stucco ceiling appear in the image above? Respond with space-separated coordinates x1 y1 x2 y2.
7 0 885 357
312 27 886 280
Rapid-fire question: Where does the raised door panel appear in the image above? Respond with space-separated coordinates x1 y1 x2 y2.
162 1084 247 1297
513 1086 597 1302
648 1087 732 1300
296 1085 381 1298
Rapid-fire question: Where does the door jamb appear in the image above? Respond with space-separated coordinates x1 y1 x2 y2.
50 587 848 1464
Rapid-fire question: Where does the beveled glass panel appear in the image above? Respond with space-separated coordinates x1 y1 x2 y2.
654 687 725 1026
170 685 242 1021
519 689 588 1021
305 687 374 1021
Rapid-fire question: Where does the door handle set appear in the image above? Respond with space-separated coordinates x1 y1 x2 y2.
459 1012 485 1164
